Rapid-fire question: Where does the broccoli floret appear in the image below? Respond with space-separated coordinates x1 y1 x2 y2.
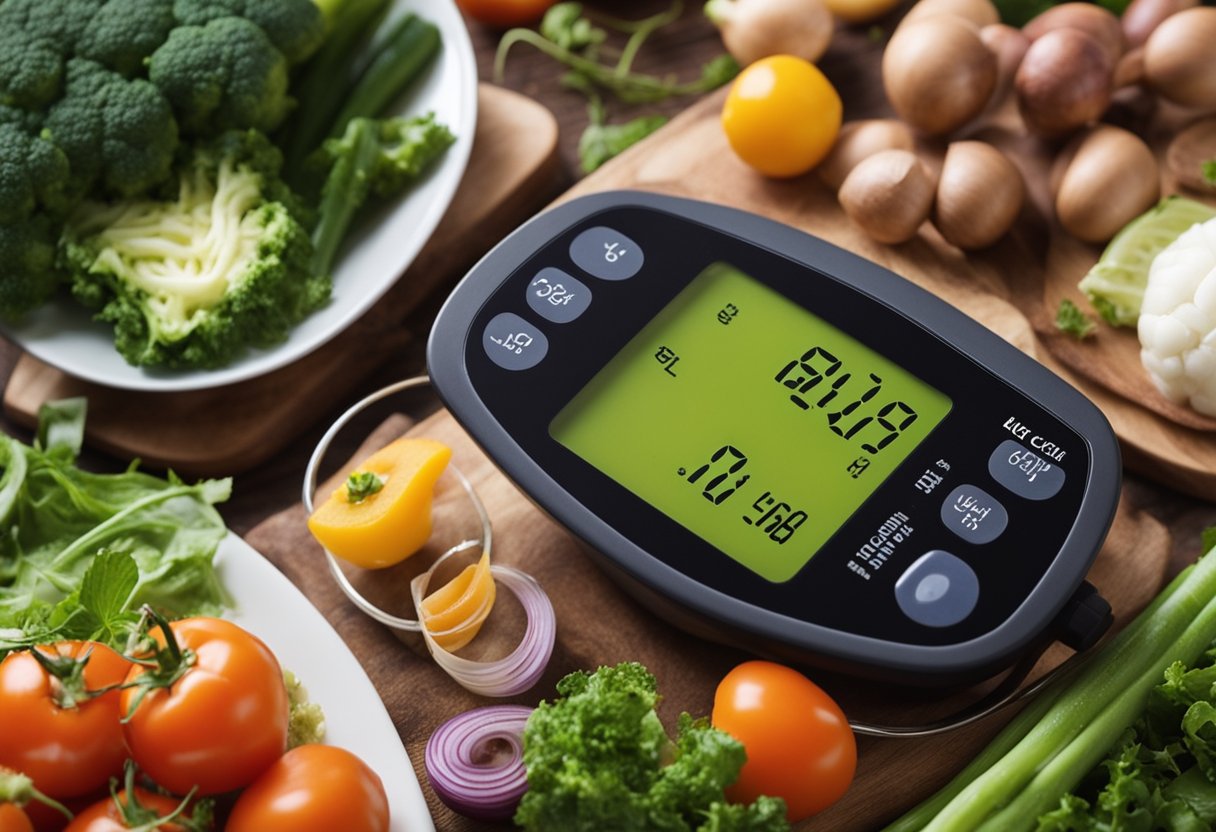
61 129 330 369
0 106 41 135
43 58 178 200
172 0 326 65
0 0 105 45
0 121 71 224
0 0 105 108
0 34 65 111
0 216 63 319
514 663 789 832
77 0 177 77
0 116 72 319
310 113 454 278
148 16 291 137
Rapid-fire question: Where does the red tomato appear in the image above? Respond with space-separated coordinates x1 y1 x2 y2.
0 804 34 832
456 0 557 27
712 661 857 821
226 744 390 832
120 617 289 796
0 643 129 798
63 789 198 832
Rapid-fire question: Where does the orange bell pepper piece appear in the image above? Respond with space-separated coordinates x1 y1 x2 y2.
308 437 452 569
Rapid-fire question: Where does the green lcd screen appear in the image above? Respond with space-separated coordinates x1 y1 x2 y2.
550 262 952 583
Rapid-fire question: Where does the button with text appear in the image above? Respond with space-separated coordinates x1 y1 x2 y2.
526 267 592 323
940 484 1008 545
569 226 643 280
482 312 548 371
988 439 1066 501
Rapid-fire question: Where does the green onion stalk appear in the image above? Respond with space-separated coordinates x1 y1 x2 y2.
886 543 1216 832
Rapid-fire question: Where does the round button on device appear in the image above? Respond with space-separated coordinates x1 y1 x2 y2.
569 226 644 280
526 267 592 323
482 312 548 371
895 550 980 628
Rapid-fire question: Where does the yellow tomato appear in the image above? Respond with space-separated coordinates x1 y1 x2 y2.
721 55 843 178
308 437 452 569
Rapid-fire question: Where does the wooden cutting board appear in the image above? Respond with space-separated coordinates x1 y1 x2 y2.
245 406 1171 832
2 83 562 476
553 59 1216 500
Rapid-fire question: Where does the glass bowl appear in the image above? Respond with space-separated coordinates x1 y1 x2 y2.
302 375 492 634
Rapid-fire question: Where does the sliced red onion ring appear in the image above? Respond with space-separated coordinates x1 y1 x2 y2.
425 705 533 821
413 563 556 697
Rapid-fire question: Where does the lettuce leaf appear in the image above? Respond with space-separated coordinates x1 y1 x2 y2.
0 398 230 652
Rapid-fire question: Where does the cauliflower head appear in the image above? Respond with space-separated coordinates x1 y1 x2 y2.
1138 218 1216 417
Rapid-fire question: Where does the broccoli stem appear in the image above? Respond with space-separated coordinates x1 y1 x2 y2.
885 551 1216 832
282 0 393 178
310 118 380 278
328 14 440 136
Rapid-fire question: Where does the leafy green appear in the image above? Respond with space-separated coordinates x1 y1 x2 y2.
514 662 788 832
1032 644 1216 831
497 1 736 166
0 400 231 654
1204 160 1216 188
75 549 140 645
579 97 668 173
1055 298 1097 340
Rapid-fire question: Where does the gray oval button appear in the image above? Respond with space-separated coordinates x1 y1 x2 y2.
988 439 1066 501
482 312 548 371
569 226 643 280
895 550 979 628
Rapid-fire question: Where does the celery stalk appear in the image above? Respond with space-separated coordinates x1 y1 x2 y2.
885 548 1216 832
977 583 1216 830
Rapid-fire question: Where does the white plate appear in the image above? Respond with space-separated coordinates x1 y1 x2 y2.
217 533 436 832
0 0 477 392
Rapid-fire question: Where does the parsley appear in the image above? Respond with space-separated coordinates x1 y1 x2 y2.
1055 298 1097 339
578 97 668 173
345 470 385 503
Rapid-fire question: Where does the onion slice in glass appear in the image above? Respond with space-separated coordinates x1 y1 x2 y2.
425 704 533 821
413 561 556 697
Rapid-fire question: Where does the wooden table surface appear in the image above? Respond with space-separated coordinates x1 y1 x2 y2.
0 2 1213 825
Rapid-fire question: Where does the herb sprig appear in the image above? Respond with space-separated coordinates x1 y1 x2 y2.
495 2 737 172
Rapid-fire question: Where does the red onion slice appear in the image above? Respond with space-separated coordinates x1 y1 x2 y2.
424 705 533 821
413 563 556 697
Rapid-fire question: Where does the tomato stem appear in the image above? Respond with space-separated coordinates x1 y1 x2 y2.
120 606 196 723
0 768 73 821
109 762 214 832
27 643 121 709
